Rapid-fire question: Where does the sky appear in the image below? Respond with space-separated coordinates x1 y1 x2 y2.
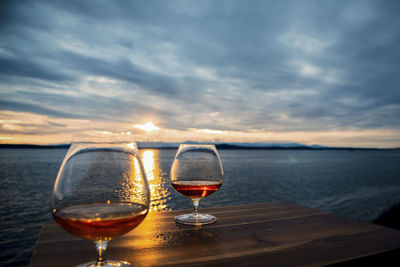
1 0 400 147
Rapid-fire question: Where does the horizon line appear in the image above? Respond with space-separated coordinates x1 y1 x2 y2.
0 142 399 150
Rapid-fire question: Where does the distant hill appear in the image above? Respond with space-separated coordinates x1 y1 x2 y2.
0 142 396 150
0 144 70 149
215 143 310 150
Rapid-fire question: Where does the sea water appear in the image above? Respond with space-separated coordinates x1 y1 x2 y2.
1 148 400 266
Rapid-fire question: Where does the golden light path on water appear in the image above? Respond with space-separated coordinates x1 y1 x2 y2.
140 149 171 212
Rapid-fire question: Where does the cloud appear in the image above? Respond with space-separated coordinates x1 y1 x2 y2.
0 0 400 147
0 100 75 118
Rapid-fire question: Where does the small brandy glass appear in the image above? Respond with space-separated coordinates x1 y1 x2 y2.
51 142 150 267
170 144 224 225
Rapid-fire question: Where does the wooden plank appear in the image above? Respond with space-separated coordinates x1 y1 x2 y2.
30 202 400 267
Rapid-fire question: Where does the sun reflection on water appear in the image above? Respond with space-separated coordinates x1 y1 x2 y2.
140 149 171 212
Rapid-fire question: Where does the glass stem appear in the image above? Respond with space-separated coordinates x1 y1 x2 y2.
193 199 200 216
95 240 109 266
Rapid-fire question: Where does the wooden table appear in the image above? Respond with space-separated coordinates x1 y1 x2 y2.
30 202 400 266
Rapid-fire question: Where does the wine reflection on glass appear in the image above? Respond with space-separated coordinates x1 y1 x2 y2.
51 142 150 267
170 144 224 225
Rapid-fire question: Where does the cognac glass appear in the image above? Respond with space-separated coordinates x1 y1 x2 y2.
51 142 150 267
170 144 224 225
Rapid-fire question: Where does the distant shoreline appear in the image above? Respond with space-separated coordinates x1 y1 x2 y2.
0 144 71 149
0 143 399 150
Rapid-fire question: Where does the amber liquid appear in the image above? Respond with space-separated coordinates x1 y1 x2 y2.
53 202 148 241
171 180 222 199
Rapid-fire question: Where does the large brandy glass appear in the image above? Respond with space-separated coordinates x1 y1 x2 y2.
170 144 224 225
52 142 150 267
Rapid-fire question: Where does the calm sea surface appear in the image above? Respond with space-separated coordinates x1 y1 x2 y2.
1 148 400 266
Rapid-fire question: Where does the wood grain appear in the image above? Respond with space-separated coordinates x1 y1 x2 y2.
30 202 400 267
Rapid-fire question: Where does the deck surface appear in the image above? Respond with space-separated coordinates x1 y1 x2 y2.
30 202 400 266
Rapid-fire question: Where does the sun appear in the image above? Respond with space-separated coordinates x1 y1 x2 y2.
134 122 160 132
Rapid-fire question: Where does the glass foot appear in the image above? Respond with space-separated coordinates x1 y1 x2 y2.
175 213 216 225
77 260 133 267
